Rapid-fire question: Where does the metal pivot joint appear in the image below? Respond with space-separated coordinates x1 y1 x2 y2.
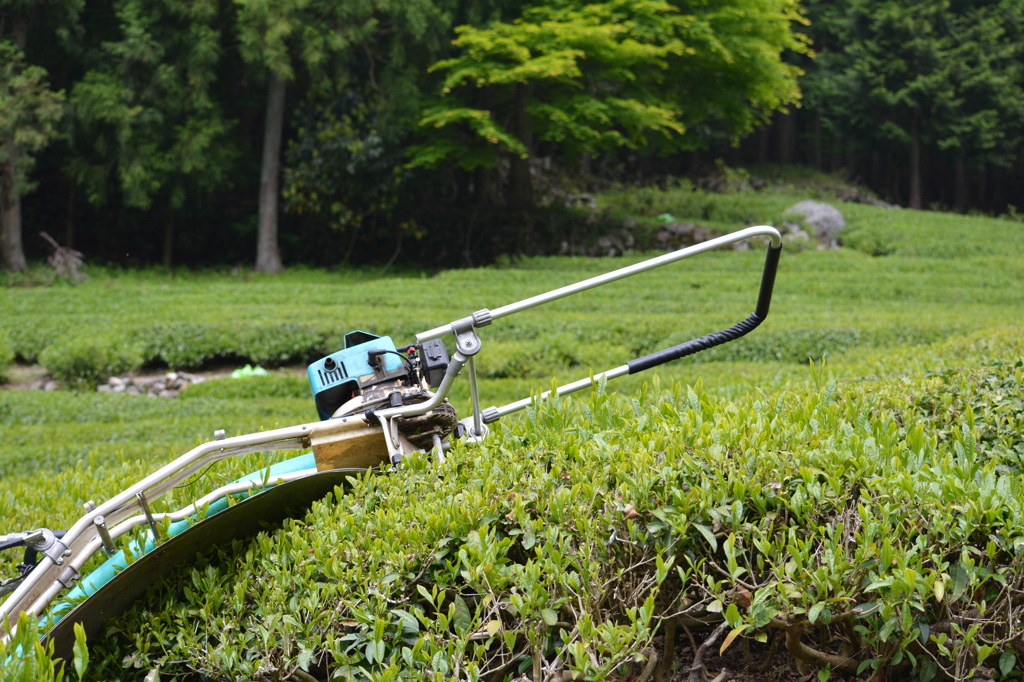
451 312 488 356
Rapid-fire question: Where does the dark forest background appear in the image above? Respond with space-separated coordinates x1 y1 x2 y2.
3 0 1022 272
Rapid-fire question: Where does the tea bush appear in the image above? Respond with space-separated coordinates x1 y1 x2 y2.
38 337 145 392
135 323 236 369
67 342 1024 682
0 327 13 384
0 614 84 682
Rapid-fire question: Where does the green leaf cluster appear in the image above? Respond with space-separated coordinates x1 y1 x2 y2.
0 41 64 195
69 0 233 211
800 0 1024 171
410 0 809 169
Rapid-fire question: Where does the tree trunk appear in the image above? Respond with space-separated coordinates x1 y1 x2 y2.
776 112 796 165
1 149 28 272
954 152 968 212
163 200 174 270
65 178 75 249
506 83 533 208
991 163 1006 213
757 127 770 165
255 71 285 273
909 112 923 210
813 112 823 169
474 167 497 206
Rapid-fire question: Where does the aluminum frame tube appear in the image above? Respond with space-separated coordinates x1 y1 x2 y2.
415 226 782 343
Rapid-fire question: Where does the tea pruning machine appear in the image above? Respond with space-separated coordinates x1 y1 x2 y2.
1 226 782 663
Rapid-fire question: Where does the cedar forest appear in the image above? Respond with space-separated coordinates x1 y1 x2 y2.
2 0 1023 273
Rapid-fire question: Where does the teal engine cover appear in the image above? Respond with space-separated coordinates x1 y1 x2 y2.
307 331 404 420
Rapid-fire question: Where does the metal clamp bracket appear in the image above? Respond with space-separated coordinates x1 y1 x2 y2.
451 314 487 356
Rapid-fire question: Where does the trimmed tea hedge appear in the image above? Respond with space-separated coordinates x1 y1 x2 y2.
67 339 1024 681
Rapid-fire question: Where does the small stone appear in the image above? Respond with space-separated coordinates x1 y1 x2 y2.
112 384 126 393
158 389 177 398
108 376 124 387
44 380 59 391
166 372 178 382
97 384 112 393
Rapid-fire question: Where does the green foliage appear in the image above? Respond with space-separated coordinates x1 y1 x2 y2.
0 41 64 196
0 613 67 682
904 360 1024 467
68 0 233 213
38 336 144 392
411 0 808 173
283 90 413 239
136 323 233 369
800 0 1024 184
0 326 13 383
59 337 1024 680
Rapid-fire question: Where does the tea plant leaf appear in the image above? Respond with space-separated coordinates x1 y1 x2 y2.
693 523 717 551
720 624 750 655
1000 651 1016 677
72 622 89 680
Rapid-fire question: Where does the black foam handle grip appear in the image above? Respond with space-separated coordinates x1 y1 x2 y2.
626 242 782 375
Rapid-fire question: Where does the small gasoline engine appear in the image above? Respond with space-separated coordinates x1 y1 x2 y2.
306 331 461 468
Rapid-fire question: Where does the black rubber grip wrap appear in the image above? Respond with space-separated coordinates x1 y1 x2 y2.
627 242 782 375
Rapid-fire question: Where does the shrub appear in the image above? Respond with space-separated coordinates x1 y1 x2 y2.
0 327 13 384
6 319 52 363
235 323 330 366
0 613 83 681
39 337 145 391
135 324 234 369
74 354 1024 681
181 373 309 401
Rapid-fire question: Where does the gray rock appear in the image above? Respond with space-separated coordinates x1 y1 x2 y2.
782 200 845 249
44 380 59 391
108 376 124 387
656 222 719 250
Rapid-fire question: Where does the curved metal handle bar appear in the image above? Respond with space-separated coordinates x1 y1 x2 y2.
416 225 782 342
379 226 782 426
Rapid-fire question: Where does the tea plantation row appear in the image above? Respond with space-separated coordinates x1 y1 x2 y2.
2 187 1024 680
4 326 1022 681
